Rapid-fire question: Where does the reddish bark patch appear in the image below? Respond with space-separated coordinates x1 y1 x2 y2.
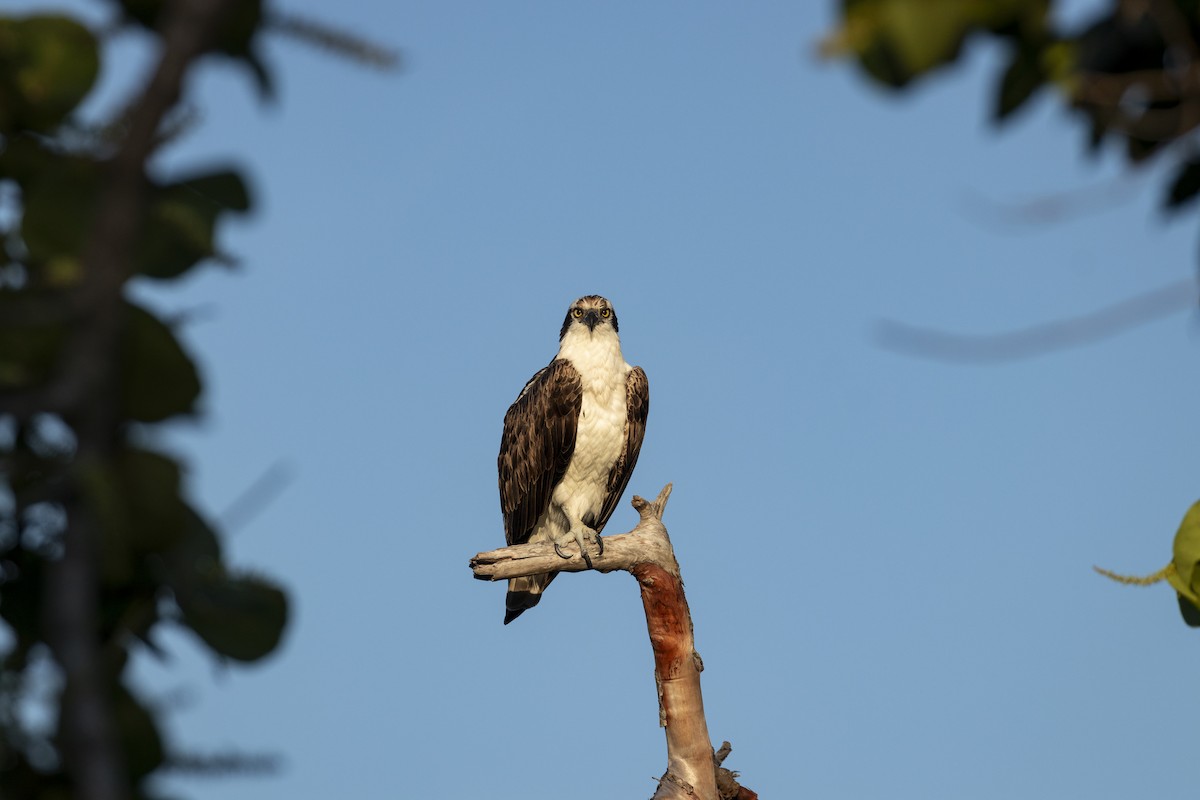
632 562 690 680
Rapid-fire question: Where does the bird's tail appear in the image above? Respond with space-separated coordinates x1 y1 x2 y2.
504 572 557 624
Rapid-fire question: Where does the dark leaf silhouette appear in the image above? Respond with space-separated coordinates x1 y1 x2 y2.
119 302 202 423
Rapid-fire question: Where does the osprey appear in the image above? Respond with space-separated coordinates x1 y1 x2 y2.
498 295 649 624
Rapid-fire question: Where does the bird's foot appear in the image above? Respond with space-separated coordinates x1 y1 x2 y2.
552 526 602 568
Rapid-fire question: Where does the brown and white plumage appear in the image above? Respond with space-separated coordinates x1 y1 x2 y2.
498 295 649 624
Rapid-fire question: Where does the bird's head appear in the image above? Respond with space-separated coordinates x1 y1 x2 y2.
559 295 618 340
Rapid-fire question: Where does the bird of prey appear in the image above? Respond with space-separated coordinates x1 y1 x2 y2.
497 295 649 624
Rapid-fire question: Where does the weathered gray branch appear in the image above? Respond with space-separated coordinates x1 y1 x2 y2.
471 484 753 800
469 489 677 581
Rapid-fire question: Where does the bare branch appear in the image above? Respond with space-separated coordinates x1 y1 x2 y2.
218 460 295 533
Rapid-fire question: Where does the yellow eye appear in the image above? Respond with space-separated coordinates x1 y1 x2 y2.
573 308 583 318
601 309 610 317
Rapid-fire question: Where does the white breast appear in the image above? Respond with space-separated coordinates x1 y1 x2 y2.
552 325 630 526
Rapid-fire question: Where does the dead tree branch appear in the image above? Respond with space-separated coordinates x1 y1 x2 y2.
469 491 676 581
471 484 754 800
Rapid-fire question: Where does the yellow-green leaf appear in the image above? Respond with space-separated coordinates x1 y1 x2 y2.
823 0 1048 88
1164 501 1200 620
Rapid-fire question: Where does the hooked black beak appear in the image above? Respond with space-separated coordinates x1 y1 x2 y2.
583 310 600 331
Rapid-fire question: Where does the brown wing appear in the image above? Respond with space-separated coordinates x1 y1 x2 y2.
498 359 582 546
594 366 649 533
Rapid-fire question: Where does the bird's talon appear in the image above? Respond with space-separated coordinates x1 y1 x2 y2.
595 533 604 557
554 542 571 560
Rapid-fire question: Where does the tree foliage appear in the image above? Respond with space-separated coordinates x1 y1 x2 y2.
823 0 1200 209
823 0 1200 624
0 3 288 798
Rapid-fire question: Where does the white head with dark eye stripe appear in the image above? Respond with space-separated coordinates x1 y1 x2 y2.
559 295 618 340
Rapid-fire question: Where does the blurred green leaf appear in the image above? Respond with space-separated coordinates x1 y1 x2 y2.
0 3 300 795
4 142 249 283
1164 158 1200 214
136 169 252 279
0 549 46 659
158 504 224 623
160 504 223 585
242 48 276 101
79 456 135 584
824 0 1048 88
119 302 202 423
1178 594 1200 627
995 44 1045 122
111 684 164 780
116 448 187 553
1127 132 1164 164
0 294 66 388
0 14 99 133
14 149 100 285
1073 10 1164 77
80 447 190 584
179 573 288 662
0 133 59 186
106 0 273 99
1068 10 1184 165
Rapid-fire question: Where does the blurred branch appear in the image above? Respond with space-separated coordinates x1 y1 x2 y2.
875 279 1196 364
1069 4 1200 143
1147 0 1200 60
1074 68 1200 107
164 750 282 776
218 460 294 533
269 13 400 70
1074 73 1200 143
959 176 1140 229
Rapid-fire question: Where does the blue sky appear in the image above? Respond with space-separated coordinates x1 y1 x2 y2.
10 1 1200 797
